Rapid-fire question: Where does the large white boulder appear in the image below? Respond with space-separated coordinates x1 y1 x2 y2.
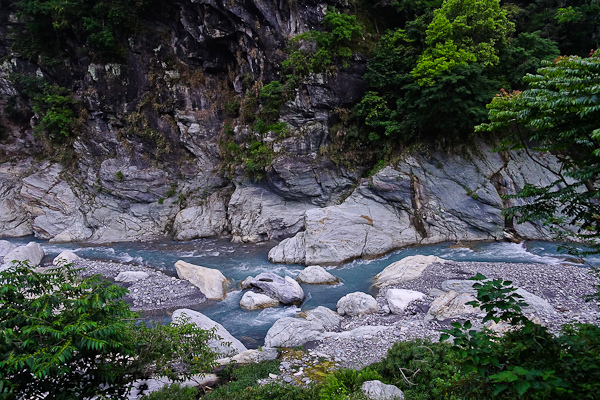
441 279 555 315
301 306 343 330
2 242 44 270
115 271 150 283
426 290 479 320
296 265 339 285
264 317 326 348
52 251 81 266
374 255 445 287
337 292 378 316
172 309 247 357
362 380 405 400
246 272 305 305
175 260 228 300
0 240 17 263
239 291 279 310
216 347 278 365
386 289 426 314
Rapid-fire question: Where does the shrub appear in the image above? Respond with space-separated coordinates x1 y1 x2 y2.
0 261 217 399
142 383 199 400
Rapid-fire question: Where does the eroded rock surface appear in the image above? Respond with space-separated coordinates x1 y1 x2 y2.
172 309 247 357
175 260 228 300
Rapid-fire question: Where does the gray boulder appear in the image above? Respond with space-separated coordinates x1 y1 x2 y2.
264 317 326 348
216 347 279 365
296 265 339 285
427 290 479 320
0 240 17 263
322 325 392 340
362 380 404 400
301 306 343 330
374 255 445 287
175 260 228 300
337 292 378 316
239 291 279 310
52 251 81 266
247 272 305 305
441 279 555 315
115 271 150 283
172 309 247 357
386 289 426 314
2 242 44 270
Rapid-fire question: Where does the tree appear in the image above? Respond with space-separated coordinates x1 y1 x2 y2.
477 50 600 253
0 261 218 399
412 0 514 85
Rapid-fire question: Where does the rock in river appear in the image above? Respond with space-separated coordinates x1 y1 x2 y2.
296 265 339 285
175 260 228 300
246 272 305 305
240 291 280 310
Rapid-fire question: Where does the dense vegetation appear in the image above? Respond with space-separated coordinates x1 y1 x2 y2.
0 261 218 399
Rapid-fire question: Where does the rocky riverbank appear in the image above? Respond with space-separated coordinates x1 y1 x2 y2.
70 258 207 314
51 252 600 372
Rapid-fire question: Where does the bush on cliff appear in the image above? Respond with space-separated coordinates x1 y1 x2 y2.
0 260 218 399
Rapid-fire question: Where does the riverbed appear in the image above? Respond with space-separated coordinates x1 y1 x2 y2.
3 237 596 347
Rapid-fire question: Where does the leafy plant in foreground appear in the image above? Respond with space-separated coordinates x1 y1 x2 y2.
0 261 217 399
442 273 600 399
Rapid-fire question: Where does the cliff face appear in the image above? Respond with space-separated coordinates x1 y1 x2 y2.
0 0 555 263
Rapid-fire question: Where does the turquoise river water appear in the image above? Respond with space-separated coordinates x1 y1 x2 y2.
4 237 595 347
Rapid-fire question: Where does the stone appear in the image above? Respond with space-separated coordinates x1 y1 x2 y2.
361 380 404 400
128 374 218 400
426 290 479 320
337 292 378 317
20 163 92 242
247 272 305 305
296 265 339 285
173 192 229 240
227 186 313 243
0 240 17 263
175 260 228 300
440 279 555 315
268 144 560 266
2 242 44 270
240 291 279 310
386 289 426 314
52 251 81 266
0 162 34 237
374 255 445 287
216 347 278 365
301 306 343 330
322 325 391 340
264 317 325 348
115 271 150 283
172 309 247 357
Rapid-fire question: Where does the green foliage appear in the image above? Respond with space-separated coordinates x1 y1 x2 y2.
282 8 362 78
115 170 124 182
203 360 282 399
319 368 381 400
258 81 287 123
142 383 199 400
0 261 217 399
496 31 560 89
32 84 77 139
372 339 461 400
477 50 600 253
13 0 171 62
412 0 514 85
442 274 600 399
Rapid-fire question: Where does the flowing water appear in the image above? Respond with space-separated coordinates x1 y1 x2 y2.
4 236 595 347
